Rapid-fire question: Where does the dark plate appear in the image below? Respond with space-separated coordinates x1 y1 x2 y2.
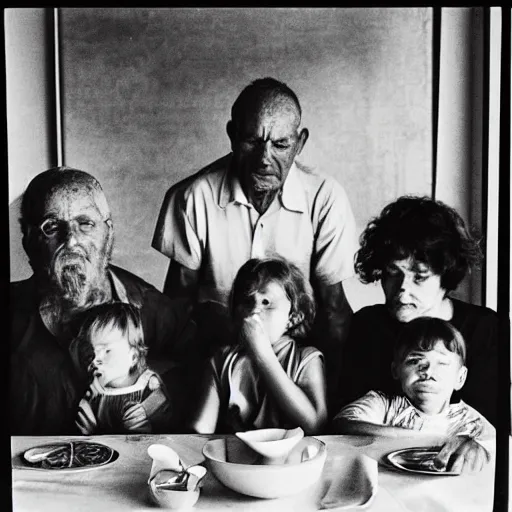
20 441 119 471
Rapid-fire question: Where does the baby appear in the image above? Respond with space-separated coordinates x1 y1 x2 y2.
333 317 495 465
189 257 328 435
72 302 171 434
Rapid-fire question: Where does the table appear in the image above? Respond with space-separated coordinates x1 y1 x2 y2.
11 434 498 512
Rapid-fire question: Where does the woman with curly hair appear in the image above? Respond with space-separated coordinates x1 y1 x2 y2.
334 196 498 471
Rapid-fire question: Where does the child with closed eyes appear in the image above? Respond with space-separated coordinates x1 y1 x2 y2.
71 302 172 434
333 317 495 471
189 257 328 435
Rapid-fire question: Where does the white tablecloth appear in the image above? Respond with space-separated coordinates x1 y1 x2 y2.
11 433 499 512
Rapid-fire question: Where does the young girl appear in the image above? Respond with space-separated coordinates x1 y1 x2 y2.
189 257 328 435
72 302 172 434
333 317 495 442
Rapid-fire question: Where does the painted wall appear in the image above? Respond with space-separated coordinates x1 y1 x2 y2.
8 8 434 312
436 7 484 306
6 8 55 280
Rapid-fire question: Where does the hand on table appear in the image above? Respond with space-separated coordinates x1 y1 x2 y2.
434 435 491 473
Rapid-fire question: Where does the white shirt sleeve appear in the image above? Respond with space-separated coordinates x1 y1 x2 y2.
334 390 389 425
311 177 358 285
152 181 203 271
452 401 497 440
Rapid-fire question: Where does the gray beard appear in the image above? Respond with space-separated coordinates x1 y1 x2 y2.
58 264 88 303
41 270 111 339
54 269 110 311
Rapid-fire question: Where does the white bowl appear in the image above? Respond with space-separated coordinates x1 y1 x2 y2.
203 436 327 499
235 427 304 460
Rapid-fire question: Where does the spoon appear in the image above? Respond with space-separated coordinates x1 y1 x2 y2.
152 465 207 491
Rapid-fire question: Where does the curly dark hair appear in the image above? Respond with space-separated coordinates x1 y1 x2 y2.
230 257 316 339
355 195 482 292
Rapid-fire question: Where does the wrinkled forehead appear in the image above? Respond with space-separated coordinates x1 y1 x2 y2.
42 183 110 220
239 95 301 131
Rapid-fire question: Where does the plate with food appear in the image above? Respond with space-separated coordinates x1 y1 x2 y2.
21 441 118 471
385 447 460 476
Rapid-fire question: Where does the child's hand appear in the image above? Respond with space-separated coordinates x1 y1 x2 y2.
123 403 152 433
240 313 273 359
76 398 98 435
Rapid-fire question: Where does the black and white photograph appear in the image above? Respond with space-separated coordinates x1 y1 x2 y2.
6 7 511 511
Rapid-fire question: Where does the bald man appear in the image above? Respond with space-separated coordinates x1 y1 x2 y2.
153 78 358 411
10 167 195 434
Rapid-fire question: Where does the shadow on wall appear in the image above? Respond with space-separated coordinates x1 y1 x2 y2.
9 195 32 282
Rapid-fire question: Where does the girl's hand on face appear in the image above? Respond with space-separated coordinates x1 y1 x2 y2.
240 313 273 359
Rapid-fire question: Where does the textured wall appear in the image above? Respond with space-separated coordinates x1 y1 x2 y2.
33 8 431 309
6 8 55 280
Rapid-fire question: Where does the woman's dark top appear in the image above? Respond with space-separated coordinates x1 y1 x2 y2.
336 298 498 426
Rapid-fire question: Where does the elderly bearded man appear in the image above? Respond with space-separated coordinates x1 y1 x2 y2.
10 167 196 435
153 78 358 410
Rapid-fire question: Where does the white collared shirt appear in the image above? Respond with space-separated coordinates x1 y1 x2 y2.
152 153 358 306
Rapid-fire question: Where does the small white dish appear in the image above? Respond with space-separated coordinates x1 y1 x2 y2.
148 477 200 510
235 427 304 461
147 444 207 509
